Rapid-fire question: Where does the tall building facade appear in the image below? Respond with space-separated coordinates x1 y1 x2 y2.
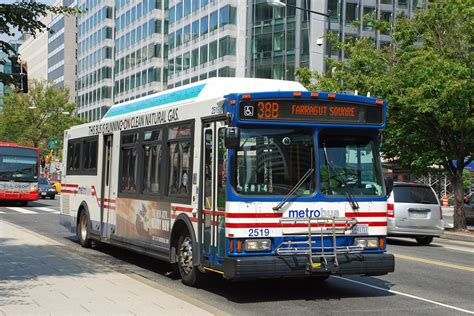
247 0 427 81
76 0 115 121
167 0 246 88
113 0 168 104
18 12 54 82
48 0 78 103
76 0 168 121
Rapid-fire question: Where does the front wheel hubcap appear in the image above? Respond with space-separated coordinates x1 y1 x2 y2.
178 237 193 275
80 215 88 241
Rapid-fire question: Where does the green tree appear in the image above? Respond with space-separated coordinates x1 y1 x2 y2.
296 0 473 231
0 1 77 85
0 80 82 155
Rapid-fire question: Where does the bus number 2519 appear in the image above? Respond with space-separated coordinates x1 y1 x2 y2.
248 228 270 237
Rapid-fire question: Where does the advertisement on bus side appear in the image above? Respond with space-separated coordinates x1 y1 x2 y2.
115 198 171 246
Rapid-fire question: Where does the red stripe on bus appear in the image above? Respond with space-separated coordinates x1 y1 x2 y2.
226 222 387 228
202 209 225 216
171 206 193 213
171 213 199 223
345 212 387 217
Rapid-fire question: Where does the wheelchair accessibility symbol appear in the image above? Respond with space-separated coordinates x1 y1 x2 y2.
243 106 254 117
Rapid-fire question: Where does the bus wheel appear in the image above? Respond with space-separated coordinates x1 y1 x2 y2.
18 201 28 207
78 210 92 248
176 232 201 287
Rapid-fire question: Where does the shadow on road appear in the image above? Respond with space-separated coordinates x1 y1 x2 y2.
60 236 395 304
387 237 442 248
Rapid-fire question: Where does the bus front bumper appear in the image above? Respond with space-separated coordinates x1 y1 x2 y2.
223 253 394 280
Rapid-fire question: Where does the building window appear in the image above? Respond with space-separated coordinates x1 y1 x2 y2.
209 40 217 61
210 10 218 31
191 48 198 67
201 16 208 35
200 44 208 64
345 3 358 26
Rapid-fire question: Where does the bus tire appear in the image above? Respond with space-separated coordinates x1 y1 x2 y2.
77 210 92 248
176 231 201 287
18 201 28 207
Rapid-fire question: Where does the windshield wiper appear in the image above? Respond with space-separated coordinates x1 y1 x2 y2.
322 141 359 210
273 168 314 211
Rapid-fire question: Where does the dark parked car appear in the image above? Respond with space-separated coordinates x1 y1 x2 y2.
39 177 56 199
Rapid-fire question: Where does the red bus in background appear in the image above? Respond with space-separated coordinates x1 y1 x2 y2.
0 142 40 206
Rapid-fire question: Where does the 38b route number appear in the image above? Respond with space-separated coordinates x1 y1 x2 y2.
248 228 270 237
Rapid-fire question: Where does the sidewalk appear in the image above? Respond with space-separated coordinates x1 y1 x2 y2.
0 219 213 316
440 206 474 242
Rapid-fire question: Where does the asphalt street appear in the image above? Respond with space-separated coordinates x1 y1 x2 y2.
1 198 473 315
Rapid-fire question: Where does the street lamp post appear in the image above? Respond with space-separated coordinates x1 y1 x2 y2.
267 0 332 68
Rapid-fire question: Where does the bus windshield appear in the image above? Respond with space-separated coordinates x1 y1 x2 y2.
0 150 38 182
234 128 315 195
319 134 383 197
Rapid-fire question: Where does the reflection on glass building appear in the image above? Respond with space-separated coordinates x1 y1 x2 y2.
247 0 426 81
167 0 246 89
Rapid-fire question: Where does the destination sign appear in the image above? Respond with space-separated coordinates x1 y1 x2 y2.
238 99 384 125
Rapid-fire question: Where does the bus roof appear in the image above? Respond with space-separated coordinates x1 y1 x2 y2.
102 78 306 120
0 142 39 152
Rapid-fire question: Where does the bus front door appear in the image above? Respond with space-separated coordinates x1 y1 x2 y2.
201 121 227 269
100 134 113 240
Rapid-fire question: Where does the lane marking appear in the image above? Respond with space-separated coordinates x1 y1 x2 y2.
394 254 474 272
334 276 474 314
35 207 60 214
0 211 5 214
432 243 474 254
6 207 37 214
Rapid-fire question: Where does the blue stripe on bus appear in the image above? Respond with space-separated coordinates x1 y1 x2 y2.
103 83 206 119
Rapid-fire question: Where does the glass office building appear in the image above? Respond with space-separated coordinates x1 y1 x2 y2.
167 0 246 88
114 0 168 104
247 0 426 80
76 0 168 121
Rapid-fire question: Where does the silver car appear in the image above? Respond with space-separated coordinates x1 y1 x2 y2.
387 182 444 245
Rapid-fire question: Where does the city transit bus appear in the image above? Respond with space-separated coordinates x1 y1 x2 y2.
60 78 394 286
0 142 39 205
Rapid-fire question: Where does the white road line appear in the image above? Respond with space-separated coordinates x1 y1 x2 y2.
35 207 60 214
0 211 5 214
334 276 474 314
6 207 38 214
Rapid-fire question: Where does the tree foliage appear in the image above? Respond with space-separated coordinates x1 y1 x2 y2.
296 0 473 230
0 81 82 155
0 1 77 85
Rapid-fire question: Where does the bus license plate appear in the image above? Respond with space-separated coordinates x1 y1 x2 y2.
351 224 369 235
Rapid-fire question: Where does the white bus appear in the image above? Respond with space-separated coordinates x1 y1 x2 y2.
60 78 394 286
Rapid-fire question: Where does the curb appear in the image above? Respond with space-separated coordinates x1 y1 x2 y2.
439 231 474 243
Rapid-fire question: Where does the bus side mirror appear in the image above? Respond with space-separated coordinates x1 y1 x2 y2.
385 177 393 196
224 127 240 149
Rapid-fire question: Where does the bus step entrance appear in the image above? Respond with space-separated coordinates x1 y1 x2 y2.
276 217 364 273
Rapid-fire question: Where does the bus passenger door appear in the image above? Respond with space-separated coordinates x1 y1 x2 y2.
200 121 227 269
100 135 113 240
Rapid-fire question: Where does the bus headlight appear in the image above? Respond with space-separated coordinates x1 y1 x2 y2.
245 239 272 252
354 238 379 249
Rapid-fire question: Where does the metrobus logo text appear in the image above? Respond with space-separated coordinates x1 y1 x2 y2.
88 109 179 135
287 208 340 218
